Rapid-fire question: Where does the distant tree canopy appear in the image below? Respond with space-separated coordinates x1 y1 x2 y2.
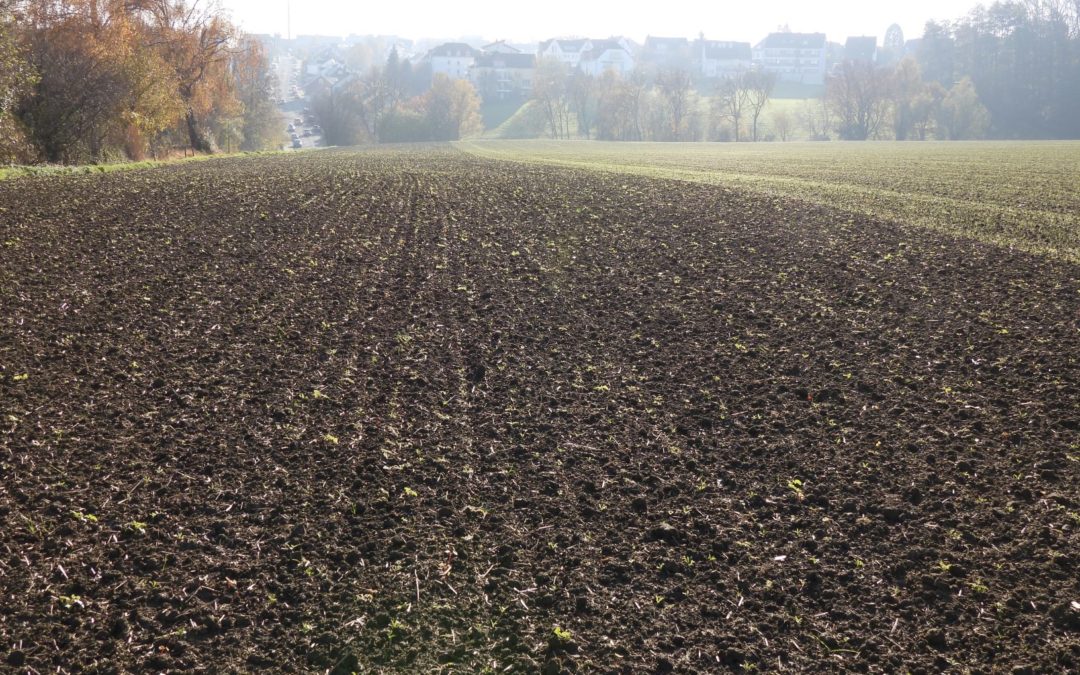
917 1 1080 138
313 61 484 145
3 0 281 163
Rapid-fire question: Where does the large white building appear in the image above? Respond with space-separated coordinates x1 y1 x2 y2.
752 32 827 85
427 43 480 81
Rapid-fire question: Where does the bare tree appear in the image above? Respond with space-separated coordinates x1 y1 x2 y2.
622 69 648 141
712 74 748 141
799 98 830 140
566 71 597 139
743 70 777 141
771 108 794 141
656 67 692 141
817 97 832 139
595 69 646 141
532 58 571 139
355 67 392 139
826 60 893 140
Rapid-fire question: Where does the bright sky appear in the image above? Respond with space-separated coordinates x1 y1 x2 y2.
219 0 980 45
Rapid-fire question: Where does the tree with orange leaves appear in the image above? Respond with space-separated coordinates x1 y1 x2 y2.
18 1 182 161
126 0 237 153
0 0 37 161
10 0 278 160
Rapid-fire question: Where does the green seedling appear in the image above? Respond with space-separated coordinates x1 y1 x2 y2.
71 511 98 523
552 626 573 643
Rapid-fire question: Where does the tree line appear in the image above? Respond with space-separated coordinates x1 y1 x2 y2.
525 0 1080 142
0 0 281 164
919 0 1080 138
522 59 990 143
828 0 1080 140
527 62 784 142
312 52 483 145
823 60 990 141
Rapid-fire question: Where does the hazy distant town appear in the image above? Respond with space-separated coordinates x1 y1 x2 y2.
1 0 1078 162
254 1 1079 147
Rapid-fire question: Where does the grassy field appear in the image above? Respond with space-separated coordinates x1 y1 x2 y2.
460 140 1080 263
0 150 284 181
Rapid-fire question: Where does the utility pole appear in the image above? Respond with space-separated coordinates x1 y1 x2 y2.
287 0 291 41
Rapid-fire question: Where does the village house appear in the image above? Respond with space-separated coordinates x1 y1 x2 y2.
301 51 352 97
578 38 636 77
752 32 828 85
537 38 593 69
471 52 536 100
426 43 480 81
305 55 347 79
642 36 691 68
694 39 753 79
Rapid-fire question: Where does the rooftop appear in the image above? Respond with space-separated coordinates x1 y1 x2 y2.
756 32 827 50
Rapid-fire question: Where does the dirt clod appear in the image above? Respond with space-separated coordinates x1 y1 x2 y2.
925 629 949 651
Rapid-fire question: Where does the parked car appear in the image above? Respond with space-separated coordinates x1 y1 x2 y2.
302 129 312 138
287 124 295 133
292 138 302 149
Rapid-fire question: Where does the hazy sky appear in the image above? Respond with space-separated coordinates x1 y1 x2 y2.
220 0 981 44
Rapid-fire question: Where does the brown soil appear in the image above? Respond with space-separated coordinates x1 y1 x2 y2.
1 147 1077 673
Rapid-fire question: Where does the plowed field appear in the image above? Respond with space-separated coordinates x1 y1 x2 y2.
1 146 1077 673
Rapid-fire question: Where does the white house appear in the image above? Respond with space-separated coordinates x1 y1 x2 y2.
427 43 480 81
695 40 753 79
578 39 636 77
752 32 828 85
537 38 592 69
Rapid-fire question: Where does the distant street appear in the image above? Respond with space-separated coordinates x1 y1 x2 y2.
274 53 324 150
